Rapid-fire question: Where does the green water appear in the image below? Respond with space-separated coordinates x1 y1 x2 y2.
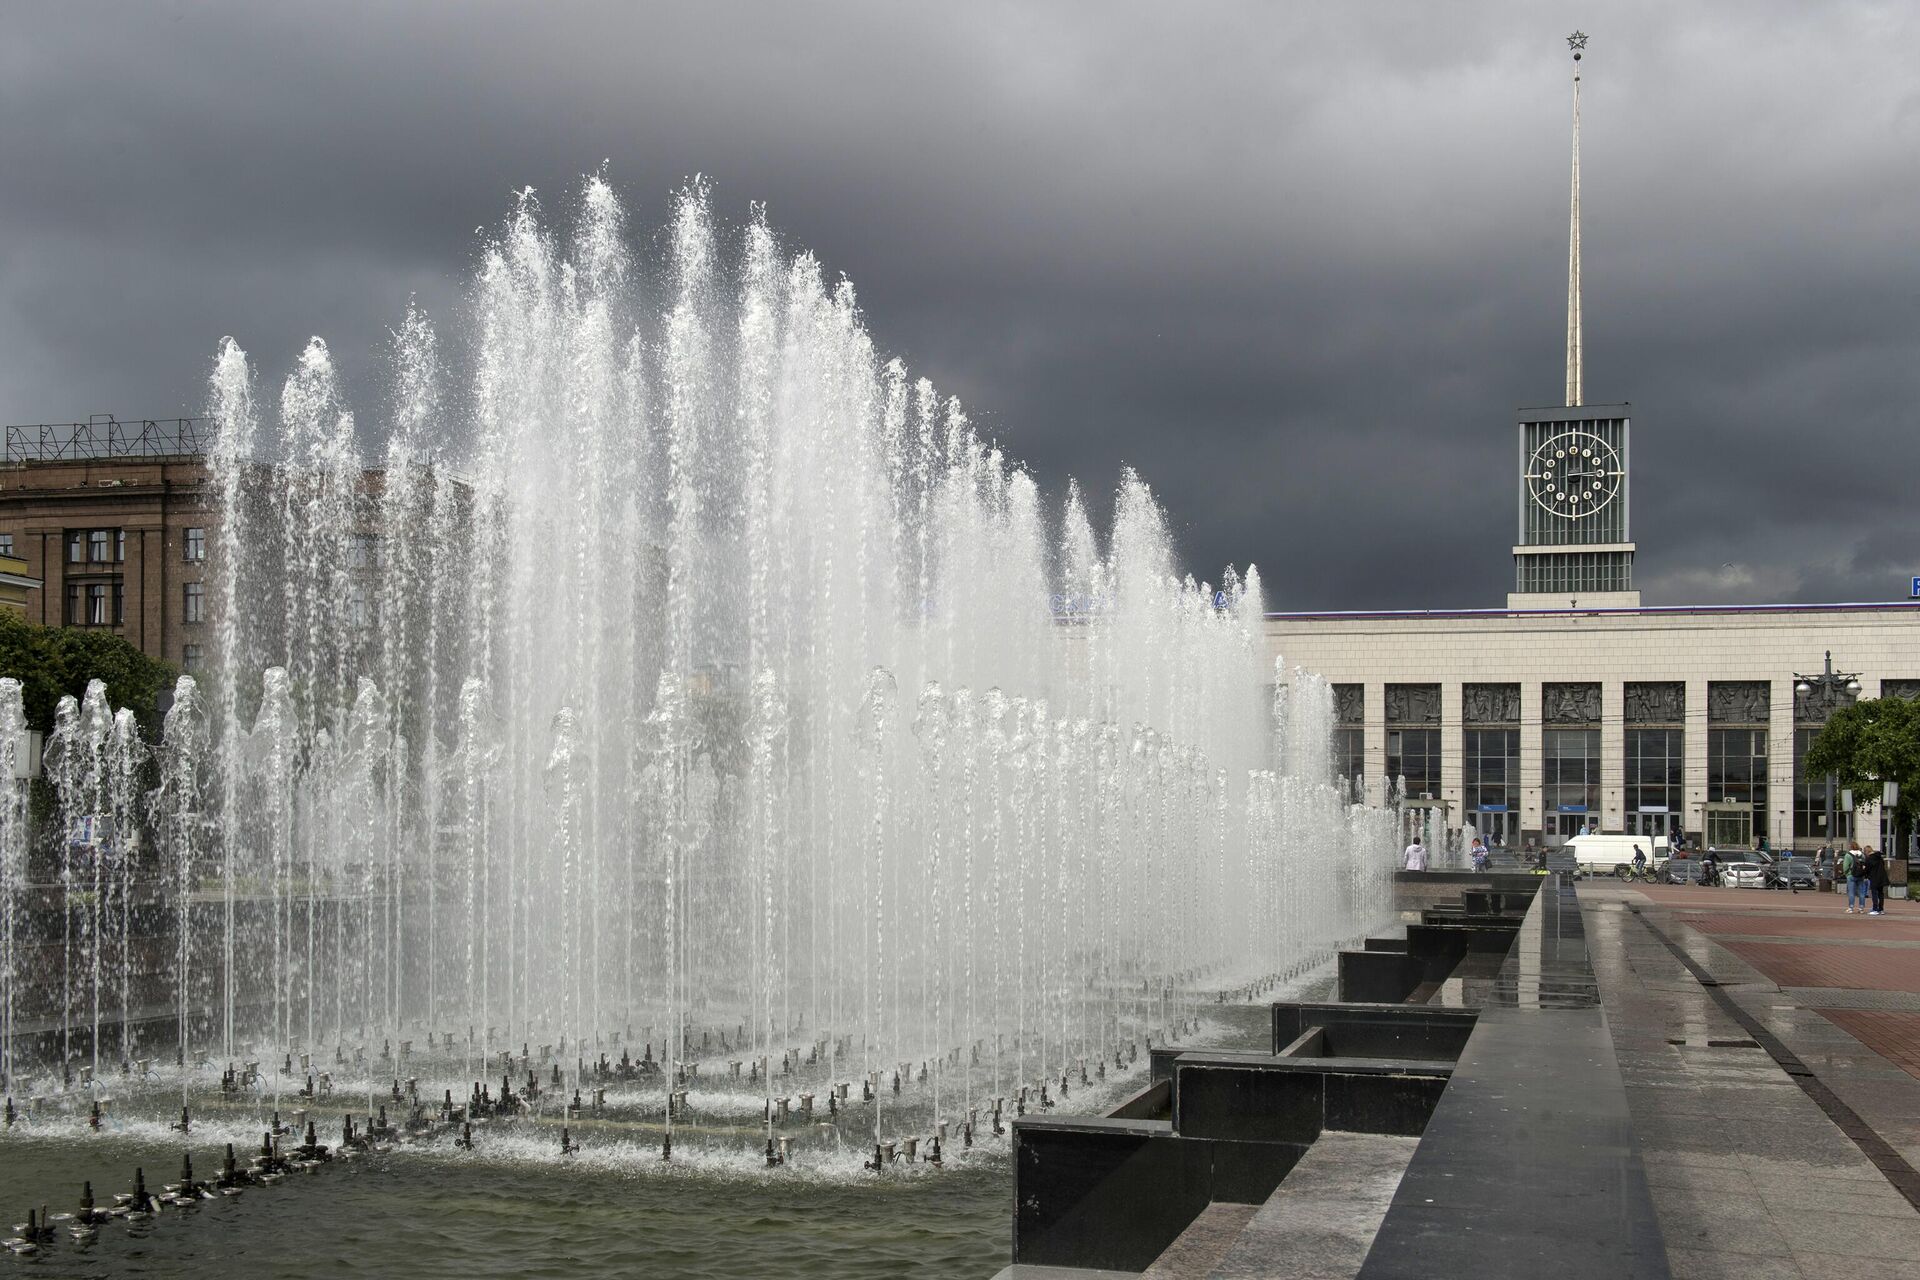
0 1002 1288 1277
0 1133 1009 1279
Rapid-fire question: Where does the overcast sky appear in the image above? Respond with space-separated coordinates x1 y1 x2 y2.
3 1 1916 609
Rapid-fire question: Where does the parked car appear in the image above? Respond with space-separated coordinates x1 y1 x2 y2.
1772 855 1816 890
1722 853 1771 888
1664 850 1741 885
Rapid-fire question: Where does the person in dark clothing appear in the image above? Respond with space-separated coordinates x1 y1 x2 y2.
1864 846 1889 915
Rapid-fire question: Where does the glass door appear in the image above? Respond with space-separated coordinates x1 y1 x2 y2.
1705 804 1752 851
1547 812 1588 845
1474 810 1512 848
1628 811 1674 841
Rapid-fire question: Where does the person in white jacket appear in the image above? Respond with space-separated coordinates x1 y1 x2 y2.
1404 835 1429 872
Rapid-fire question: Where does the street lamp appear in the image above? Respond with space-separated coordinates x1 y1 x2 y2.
1794 650 1861 854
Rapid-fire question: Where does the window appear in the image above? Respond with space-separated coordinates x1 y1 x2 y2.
1707 727 1768 813
183 581 205 623
1385 683 1442 802
0 533 13 557
182 644 203 672
1626 727 1683 818
88 530 110 562
1464 728 1520 814
1544 727 1602 820
67 532 85 563
349 534 378 570
1794 726 1851 843
112 582 123 627
1332 684 1364 786
184 527 206 563
1334 726 1364 786
1462 684 1519 821
116 528 126 562
65 582 82 624
86 583 109 626
1386 729 1442 801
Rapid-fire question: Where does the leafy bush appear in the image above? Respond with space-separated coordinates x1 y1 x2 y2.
0 609 175 738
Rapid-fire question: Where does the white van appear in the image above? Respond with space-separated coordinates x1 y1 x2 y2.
1563 833 1669 878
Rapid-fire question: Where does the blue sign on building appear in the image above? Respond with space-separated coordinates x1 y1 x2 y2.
1911 576 1920 599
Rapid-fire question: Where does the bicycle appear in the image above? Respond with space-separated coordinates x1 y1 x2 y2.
1615 862 1655 884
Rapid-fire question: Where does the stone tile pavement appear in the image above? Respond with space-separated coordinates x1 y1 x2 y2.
1582 881 1920 1279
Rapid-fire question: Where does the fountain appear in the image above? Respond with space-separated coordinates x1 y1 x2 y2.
0 176 1395 1266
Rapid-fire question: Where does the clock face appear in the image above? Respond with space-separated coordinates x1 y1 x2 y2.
1526 430 1622 519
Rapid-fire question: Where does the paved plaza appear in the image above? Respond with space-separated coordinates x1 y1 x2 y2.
1584 880 1920 1278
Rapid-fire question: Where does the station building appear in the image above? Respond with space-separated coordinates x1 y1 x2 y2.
1269 46 1920 857
1266 400 1918 854
1266 599 1916 855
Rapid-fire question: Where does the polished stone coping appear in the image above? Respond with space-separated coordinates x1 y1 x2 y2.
1357 875 1669 1279
1208 1132 1420 1280
1170 1051 1456 1078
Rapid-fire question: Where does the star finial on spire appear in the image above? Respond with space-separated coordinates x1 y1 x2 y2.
1567 31 1588 55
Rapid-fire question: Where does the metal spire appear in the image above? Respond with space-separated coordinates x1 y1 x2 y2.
1565 31 1587 407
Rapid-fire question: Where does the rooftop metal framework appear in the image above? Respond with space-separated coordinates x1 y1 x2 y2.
4 415 210 463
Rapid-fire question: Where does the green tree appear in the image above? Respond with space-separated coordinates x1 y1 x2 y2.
0 609 176 738
1806 696 1920 837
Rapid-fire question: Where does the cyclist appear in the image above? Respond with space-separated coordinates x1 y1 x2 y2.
1632 844 1647 879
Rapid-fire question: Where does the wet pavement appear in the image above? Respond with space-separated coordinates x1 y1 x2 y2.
1584 880 1920 1278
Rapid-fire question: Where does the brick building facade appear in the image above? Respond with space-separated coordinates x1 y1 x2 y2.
0 449 212 672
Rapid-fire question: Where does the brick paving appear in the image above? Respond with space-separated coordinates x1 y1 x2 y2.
1819 1010 1920 1083
1628 882 1915 917
1716 940 1920 997
1687 913 1920 943
1783 988 1920 1011
1623 882 1920 1083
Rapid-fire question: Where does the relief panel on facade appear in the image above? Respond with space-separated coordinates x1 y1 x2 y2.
1881 680 1920 701
1333 683 1364 725
1542 681 1601 726
1708 681 1771 724
1462 683 1520 725
1384 683 1441 725
1624 681 1685 724
1793 680 1858 725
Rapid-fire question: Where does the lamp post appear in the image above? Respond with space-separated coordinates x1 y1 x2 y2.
1795 651 1862 853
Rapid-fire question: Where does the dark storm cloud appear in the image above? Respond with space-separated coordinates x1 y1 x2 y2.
3 1 1916 608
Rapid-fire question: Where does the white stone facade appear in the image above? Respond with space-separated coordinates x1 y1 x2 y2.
1265 603 1919 852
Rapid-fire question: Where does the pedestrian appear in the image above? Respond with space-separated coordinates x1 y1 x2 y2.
1470 836 1489 872
1843 841 1868 914
1865 845 1888 916
1403 835 1428 872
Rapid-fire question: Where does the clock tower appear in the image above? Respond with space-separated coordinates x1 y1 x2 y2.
1508 33 1640 609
